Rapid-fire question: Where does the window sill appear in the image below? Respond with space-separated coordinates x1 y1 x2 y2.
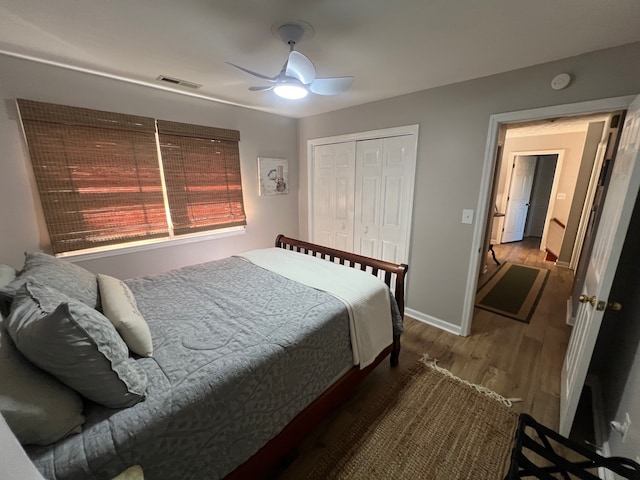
57 226 246 263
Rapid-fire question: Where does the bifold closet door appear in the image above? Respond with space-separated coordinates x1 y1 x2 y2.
312 142 356 251
354 136 415 264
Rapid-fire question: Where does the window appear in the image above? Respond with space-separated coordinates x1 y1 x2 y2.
17 99 246 255
157 120 246 235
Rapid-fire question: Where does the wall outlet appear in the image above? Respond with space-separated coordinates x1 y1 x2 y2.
462 209 474 224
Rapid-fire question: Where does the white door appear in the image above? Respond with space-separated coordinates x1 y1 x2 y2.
312 142 356 251
378 136 417 263
502 155 537 243
354 139 383 257
560 94 640 436
354 135 417 263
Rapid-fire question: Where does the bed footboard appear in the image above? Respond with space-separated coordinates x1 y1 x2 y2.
275 234 408 366
226 236 409 479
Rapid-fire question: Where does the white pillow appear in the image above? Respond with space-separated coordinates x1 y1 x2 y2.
98 274 153 357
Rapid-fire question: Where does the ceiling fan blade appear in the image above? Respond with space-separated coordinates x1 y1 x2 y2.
309 76 354 95
226 62 277 82
249 85 273 91
285 51 316 85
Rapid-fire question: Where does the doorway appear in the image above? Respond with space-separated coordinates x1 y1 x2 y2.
462 95 636 337
500 153 560 251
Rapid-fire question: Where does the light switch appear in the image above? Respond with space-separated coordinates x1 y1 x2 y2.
462 209 474 224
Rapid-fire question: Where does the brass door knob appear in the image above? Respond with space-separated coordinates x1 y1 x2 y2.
579 294 596 306
608 301 623 311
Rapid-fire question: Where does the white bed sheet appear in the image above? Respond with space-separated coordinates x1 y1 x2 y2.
237 248 392 368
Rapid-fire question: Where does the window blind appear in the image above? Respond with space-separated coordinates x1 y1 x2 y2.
17 99 247 255
157 120 246 235
17 99 169 254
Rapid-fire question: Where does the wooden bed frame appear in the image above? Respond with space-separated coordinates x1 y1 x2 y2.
226 234 409 479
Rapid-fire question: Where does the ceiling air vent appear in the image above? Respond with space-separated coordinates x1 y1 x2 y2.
156 75 202 89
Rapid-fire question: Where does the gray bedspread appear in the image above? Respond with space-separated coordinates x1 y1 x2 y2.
27 257 361 480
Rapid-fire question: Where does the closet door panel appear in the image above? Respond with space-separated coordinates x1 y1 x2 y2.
312 142 355 249
382 175 403 227
377 136 416 264
333 143 356 248
312 145 335 247
381 241 399 264
354 139 383 257
311 128 417 264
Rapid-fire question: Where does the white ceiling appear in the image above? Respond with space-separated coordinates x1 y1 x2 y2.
505 113 613 138
1 0 640 119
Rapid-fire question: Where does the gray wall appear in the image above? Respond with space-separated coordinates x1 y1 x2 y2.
559 121 605 264
496 132 588 259
298 42 640 328
0 54 298 279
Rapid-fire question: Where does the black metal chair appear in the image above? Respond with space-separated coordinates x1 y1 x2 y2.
505 413 640 479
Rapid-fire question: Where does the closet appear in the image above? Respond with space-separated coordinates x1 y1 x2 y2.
309 126 418 265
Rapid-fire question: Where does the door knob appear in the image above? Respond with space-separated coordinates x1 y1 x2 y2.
607 301 623 311
363 226 368 234
579 294 596 306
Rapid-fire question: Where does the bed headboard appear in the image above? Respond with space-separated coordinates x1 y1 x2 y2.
274 234 408 319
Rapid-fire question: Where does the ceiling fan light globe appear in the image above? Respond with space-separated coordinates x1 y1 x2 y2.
273 81 308 100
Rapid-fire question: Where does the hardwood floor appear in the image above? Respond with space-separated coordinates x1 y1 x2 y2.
279 237 574 478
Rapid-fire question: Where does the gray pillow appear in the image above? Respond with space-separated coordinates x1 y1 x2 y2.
0 265 15 288
0 320 85 445
0 265 16 317
6 283 147 409
4 252 100 310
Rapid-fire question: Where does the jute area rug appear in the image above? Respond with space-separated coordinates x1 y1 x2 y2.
307 356 518 480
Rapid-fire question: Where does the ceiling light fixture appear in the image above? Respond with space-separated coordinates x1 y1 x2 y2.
273 78 308 99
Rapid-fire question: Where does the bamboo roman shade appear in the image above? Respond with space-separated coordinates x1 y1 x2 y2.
17 99 246 254
18 99 168 254
157 120 246 235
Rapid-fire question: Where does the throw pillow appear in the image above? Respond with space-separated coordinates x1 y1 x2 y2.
7 283 147 409
0 265 16 317
98 274 153 357
0 321 85 445
0 265 15 288
4 252 100 309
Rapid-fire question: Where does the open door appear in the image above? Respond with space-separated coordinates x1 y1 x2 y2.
502 155 536 243
560 94 640 436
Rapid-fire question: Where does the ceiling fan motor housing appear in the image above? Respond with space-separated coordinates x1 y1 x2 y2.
278 24 306 47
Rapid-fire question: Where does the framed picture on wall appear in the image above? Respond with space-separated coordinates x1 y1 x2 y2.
258 157 289 196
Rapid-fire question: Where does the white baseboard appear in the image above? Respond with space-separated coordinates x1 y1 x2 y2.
566 297 575 326
556 260 571 268
404 308 463 336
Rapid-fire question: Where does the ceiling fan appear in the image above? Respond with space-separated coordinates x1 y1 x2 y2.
227 23 354 100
